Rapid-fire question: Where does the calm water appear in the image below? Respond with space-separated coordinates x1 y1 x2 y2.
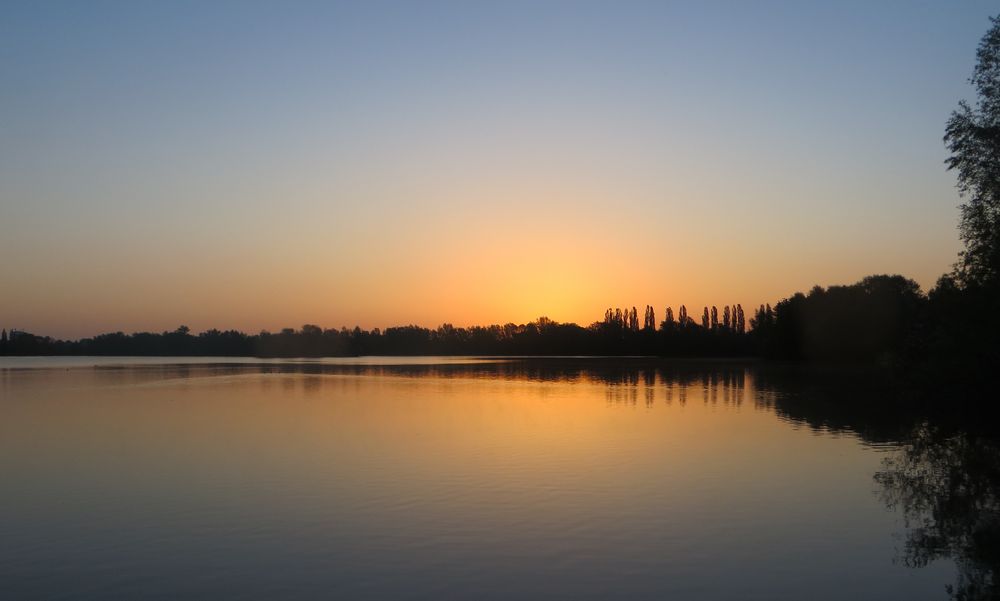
0 358 961 600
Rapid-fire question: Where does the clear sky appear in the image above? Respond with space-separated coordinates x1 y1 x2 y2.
1 1 996 339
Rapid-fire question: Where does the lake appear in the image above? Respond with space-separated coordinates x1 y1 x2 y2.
0 357 966 599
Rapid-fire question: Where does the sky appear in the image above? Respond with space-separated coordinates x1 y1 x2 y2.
1 1 997 339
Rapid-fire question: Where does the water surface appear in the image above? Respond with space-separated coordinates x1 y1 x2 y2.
0 357 958 599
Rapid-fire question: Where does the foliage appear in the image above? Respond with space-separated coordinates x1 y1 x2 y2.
945 16 1000 288
752 275 925 362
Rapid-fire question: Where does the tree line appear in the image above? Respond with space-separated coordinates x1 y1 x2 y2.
3 269 989 371
0 280 935 361
0 305 756 358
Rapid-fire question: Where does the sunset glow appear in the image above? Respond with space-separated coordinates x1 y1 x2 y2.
1 2 994 338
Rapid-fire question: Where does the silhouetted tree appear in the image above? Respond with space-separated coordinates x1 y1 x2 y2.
723 305 731 330
756 275 924 361
702 307 709 329
945 16 1000 288
710 306 719 330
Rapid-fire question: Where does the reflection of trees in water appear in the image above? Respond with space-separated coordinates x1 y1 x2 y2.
91 359 756 408
876 425 1000 601
750 366 1000 600
600 363 749 408
163 357 755 410
752 367 918 444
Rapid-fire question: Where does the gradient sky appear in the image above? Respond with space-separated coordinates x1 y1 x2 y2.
1 1 996 338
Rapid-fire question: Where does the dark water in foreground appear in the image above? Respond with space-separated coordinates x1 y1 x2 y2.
0 357 987 600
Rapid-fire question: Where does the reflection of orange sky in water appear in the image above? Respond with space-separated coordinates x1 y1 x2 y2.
0 362 957 597
1 366 872 519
